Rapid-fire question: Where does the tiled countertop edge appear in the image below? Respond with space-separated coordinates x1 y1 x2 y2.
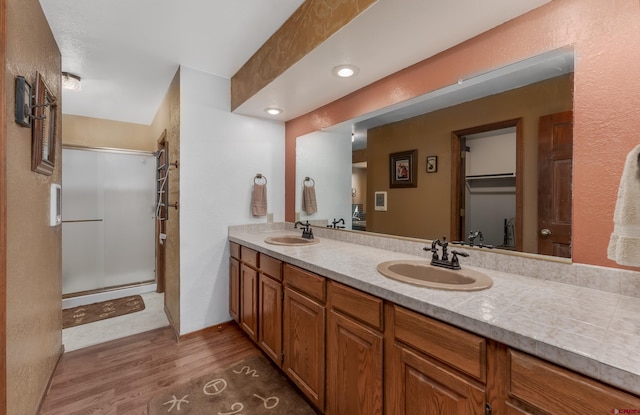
229 222 640 298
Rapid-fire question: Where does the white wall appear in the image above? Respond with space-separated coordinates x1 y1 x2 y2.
179 66 285 334
295 131 352 228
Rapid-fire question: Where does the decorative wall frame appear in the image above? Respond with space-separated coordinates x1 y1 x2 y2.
426 155 438 173
389 149 417 188
32 72 57 175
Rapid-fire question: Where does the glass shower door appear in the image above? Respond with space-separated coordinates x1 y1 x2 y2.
62 148 156 296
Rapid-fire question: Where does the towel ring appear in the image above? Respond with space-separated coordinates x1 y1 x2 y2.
303 177 315 187
254 174 267 185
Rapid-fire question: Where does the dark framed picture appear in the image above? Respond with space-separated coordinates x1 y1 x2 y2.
32 72 57 176
426 155 438 173
390 149 417 188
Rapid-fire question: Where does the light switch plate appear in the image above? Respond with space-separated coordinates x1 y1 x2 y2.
50 184 61 226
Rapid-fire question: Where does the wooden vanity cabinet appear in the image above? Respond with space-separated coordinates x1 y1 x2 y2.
326 281 384 415
239 247 259 341
257 254 283 366
228 242 240 323
283 264 326 412
385 303 487 415
230 242 640 415
491 344 640 415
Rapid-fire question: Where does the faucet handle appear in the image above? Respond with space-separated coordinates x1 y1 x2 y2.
450 250 469 269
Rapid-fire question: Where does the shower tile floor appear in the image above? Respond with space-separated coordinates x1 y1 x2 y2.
63 292 169 352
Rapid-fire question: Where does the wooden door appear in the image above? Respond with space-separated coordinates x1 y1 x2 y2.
386 344 485 415
229 257 240 322
239 263 258 341
326 310 383 415
283 287 325 411
258 274 282 366
538 111 573 257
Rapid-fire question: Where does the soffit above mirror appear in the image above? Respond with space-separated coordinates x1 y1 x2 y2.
232 0 551 122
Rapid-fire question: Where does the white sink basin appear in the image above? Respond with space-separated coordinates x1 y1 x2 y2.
377 260 492 291
264 236 319 246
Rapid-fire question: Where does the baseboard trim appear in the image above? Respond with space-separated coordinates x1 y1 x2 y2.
178 320 236 342
37 343 64 414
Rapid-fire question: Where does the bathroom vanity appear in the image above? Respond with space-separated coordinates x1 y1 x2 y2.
229 223 640 414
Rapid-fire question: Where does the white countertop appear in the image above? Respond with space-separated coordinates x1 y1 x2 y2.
228 226 640 396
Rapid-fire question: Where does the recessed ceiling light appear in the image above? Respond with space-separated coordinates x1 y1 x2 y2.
332 64 359 78
264 107 282 116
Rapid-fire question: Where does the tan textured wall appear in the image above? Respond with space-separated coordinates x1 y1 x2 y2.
367 74 572 252
62 115 156 151
231 0 376 110
5 0 63 413
150 68 180 333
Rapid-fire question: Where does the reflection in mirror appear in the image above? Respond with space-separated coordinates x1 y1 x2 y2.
462 127 517 249
295 49 574 258
295 131 352 228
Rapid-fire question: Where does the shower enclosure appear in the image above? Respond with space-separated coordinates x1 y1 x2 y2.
62 147 156 298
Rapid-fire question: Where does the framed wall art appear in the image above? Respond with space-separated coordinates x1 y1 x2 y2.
32 72 57 176
426 155 438 173
389 149 417 188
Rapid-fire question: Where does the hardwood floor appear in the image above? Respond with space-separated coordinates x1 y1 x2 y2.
40 323 261 415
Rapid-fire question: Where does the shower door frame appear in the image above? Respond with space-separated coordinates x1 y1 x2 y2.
61 145 157 298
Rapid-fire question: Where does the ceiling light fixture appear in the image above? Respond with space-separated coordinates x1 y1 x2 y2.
332 64 359 78
62 72 81 91
264 107 283 116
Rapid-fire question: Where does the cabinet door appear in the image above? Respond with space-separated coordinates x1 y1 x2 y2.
386 344 485 415
229 257 240 322
239 263 258 341
258 274 282 366
326 310 383 415
283 287 325 411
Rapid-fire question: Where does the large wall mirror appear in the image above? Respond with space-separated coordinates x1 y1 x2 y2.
295 48 574 259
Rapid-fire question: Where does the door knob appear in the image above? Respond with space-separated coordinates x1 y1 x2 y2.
540 228 551 236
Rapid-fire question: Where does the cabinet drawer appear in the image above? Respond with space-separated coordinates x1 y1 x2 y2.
393 305 486 382
230 242 240 260
509 349 640 414
260 254 282 281
240 246 259 269
283 264 325 304
329 281 383 332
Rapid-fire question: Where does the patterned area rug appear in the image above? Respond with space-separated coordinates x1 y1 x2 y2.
62 295 145 329
148 355 317 415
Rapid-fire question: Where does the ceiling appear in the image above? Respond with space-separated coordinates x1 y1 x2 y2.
40 0 551 126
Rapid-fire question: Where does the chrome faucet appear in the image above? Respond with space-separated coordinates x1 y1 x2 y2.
424 236 469 270
294 220 314 239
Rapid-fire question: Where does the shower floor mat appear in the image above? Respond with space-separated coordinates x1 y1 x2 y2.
62 295 145 329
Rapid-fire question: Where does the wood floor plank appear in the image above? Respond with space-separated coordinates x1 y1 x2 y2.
40 323 261 415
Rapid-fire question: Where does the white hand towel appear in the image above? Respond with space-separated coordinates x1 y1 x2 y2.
251 183 267 217
607 144 640 266
303 184 317 215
